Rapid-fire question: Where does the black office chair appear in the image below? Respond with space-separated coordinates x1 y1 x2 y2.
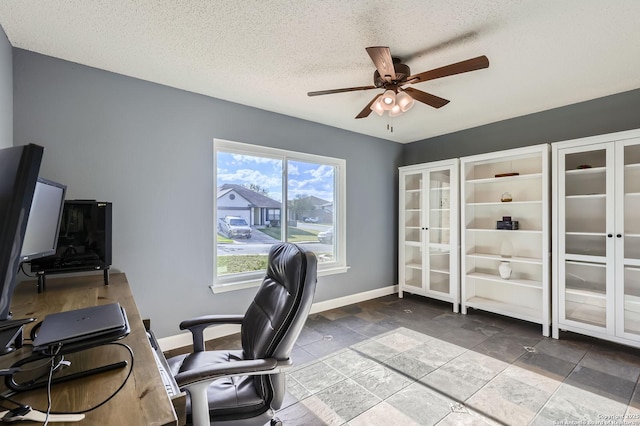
167 243 317 426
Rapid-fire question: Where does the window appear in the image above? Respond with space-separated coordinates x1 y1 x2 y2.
213 139 347 291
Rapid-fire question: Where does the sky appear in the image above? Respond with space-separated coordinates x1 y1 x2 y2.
216 152 334 202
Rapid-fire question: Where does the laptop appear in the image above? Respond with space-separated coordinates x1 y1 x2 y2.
32 303 130 353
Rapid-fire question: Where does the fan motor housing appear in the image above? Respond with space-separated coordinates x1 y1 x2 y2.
373 62 411 87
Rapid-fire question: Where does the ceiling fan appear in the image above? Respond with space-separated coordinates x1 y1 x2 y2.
307 46 489 119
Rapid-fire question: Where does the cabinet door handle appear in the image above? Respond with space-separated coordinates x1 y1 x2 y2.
617 234 622 238
607 234 613 238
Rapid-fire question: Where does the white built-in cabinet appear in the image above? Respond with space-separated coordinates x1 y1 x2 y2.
398 159 460 312
460 145 550 336
552 130 640 347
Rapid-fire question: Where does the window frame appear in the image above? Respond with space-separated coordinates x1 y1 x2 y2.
212 138 348 293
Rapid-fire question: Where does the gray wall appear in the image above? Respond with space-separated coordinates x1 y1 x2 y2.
0 25 11 148
13 49 402 338
403 88 640 164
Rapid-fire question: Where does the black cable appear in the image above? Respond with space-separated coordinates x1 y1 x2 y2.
50 342 134 415
1 342 134 416
18 263 38 278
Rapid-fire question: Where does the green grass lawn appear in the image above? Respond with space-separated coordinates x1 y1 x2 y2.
217 254 268 275
259 226 318 243
216 227 322 275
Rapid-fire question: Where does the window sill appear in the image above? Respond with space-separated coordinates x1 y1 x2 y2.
210 265 350 294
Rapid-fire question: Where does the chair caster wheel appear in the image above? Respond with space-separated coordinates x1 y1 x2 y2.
270 418 283 426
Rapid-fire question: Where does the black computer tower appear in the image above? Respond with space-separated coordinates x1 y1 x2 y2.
30 201 112 291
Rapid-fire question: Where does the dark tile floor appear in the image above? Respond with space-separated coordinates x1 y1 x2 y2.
165 294 640 425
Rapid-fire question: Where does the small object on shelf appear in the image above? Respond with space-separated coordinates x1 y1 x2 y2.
496 216 520 231
576 164 592 169
501 191 513 202
498 262 512 279
495 172 519 178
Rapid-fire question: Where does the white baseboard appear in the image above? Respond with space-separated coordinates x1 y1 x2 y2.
158 284 398 352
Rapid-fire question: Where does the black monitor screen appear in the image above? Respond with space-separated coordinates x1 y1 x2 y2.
0 144 43 320
20 178 67 262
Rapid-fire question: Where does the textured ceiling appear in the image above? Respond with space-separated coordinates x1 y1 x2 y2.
1 0 639 143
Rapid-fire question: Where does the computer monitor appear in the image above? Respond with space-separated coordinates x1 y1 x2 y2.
0 144 44 321
19 178 67 263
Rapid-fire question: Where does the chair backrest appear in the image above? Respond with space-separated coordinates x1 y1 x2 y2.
240 242 317 408
241 242 317 360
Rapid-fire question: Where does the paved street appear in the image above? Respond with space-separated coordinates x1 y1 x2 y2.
217 222 333 255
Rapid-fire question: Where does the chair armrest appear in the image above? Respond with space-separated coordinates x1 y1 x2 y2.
174 357 291 388
179 315 244 352
177 358 292 426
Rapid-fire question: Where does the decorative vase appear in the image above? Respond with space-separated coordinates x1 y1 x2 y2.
499 261 512 279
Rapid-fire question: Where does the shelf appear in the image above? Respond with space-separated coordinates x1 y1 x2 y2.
565 301 606 328
400 159 459 312
565 287 606 300
625 294 640 311
565 166 606 176
625 259 640 267
466 252 542 265
466 228 542 234
565 231 604 237
565 194 606 200
403 241 421 247
625 192 640 197
466 173 542 185
626 233 640 238
625 163 640 171
466 272 542 289
564 253 606 263
466 200 542 206
465 297 542 323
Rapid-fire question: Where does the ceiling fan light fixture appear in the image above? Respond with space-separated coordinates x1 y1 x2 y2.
380 89 396 110
396 91 415 112
370 97 385 116
389 104 402 117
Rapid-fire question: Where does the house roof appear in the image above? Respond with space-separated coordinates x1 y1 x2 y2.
302 195 331 208
218 184 281 208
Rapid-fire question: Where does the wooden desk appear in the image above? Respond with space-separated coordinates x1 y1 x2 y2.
0 273 179 425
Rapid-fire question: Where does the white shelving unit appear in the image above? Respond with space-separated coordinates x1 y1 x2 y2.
399 159 460 311
552 129 640 347
461 144 550 335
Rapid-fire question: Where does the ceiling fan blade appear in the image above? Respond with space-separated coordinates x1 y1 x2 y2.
307 85 376 96
407 55 489 83
403 87 450 109
366 46 396 81
355 94 381 119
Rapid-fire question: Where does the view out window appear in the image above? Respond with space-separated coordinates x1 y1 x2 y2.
213 139 346 290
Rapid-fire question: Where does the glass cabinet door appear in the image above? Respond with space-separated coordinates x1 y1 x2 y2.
621 143 640 336
559 145 612 330
428 170 451 294
402 171 424 291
